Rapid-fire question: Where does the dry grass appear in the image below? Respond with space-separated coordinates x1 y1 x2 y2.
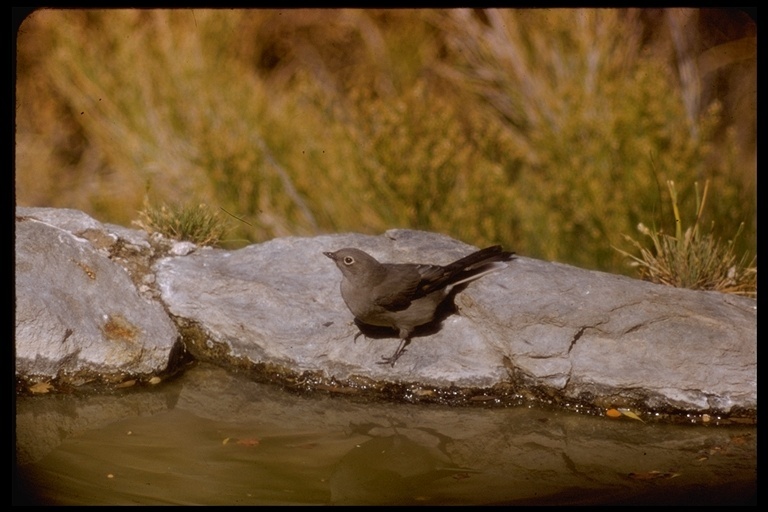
15 8 755 284
134 199 227 247
616 181 756 297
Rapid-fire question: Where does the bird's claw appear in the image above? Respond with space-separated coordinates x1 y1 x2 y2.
377 349 406 367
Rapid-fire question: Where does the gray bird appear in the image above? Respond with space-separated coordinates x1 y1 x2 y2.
324 245 514 366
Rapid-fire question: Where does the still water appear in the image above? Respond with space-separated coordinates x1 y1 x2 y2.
15 363 756 505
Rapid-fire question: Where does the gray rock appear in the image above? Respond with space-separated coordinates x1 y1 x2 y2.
487 256 756 413
15 208 179 384
15 207 756 417
154 228 756 416
154 232 509 383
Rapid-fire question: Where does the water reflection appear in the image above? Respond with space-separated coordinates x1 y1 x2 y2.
15 363 756 505
330 423 481 504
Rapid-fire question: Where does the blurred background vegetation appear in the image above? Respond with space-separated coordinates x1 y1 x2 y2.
14 8 755 281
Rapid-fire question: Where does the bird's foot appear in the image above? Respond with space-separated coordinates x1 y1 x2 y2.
376 350 405 367
376 338 409 367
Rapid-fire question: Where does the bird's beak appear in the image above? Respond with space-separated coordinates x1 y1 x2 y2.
323 251 336 260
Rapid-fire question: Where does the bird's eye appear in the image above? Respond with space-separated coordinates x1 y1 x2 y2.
343 256 355 265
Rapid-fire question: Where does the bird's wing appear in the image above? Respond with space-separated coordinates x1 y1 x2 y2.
414 264 453 295
372 265 427 312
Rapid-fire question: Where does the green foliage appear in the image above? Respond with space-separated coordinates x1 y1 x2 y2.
434 9 753 271
616 181 756 297
15 9 755 278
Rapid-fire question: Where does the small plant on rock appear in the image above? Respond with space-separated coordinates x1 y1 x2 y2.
135 200 227 247
616 180 756 297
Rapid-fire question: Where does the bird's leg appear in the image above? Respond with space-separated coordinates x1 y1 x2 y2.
377 336 410 367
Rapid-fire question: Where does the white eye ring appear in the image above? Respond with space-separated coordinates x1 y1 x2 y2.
343 256 355 265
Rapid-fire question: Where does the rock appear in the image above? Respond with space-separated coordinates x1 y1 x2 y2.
490 256 756 414
154 228 756 417
154 231 512 384
14 207 756 418
15 208 181 387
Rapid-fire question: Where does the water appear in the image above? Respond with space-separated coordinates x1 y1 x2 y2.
15 363 756 505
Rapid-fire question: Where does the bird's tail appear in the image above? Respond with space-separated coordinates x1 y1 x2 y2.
422 245 515 293
448 245 513 271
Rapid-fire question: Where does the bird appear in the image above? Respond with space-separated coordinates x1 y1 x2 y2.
324 245 514 366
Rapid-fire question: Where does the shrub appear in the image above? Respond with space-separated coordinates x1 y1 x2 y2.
15 9 755 276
